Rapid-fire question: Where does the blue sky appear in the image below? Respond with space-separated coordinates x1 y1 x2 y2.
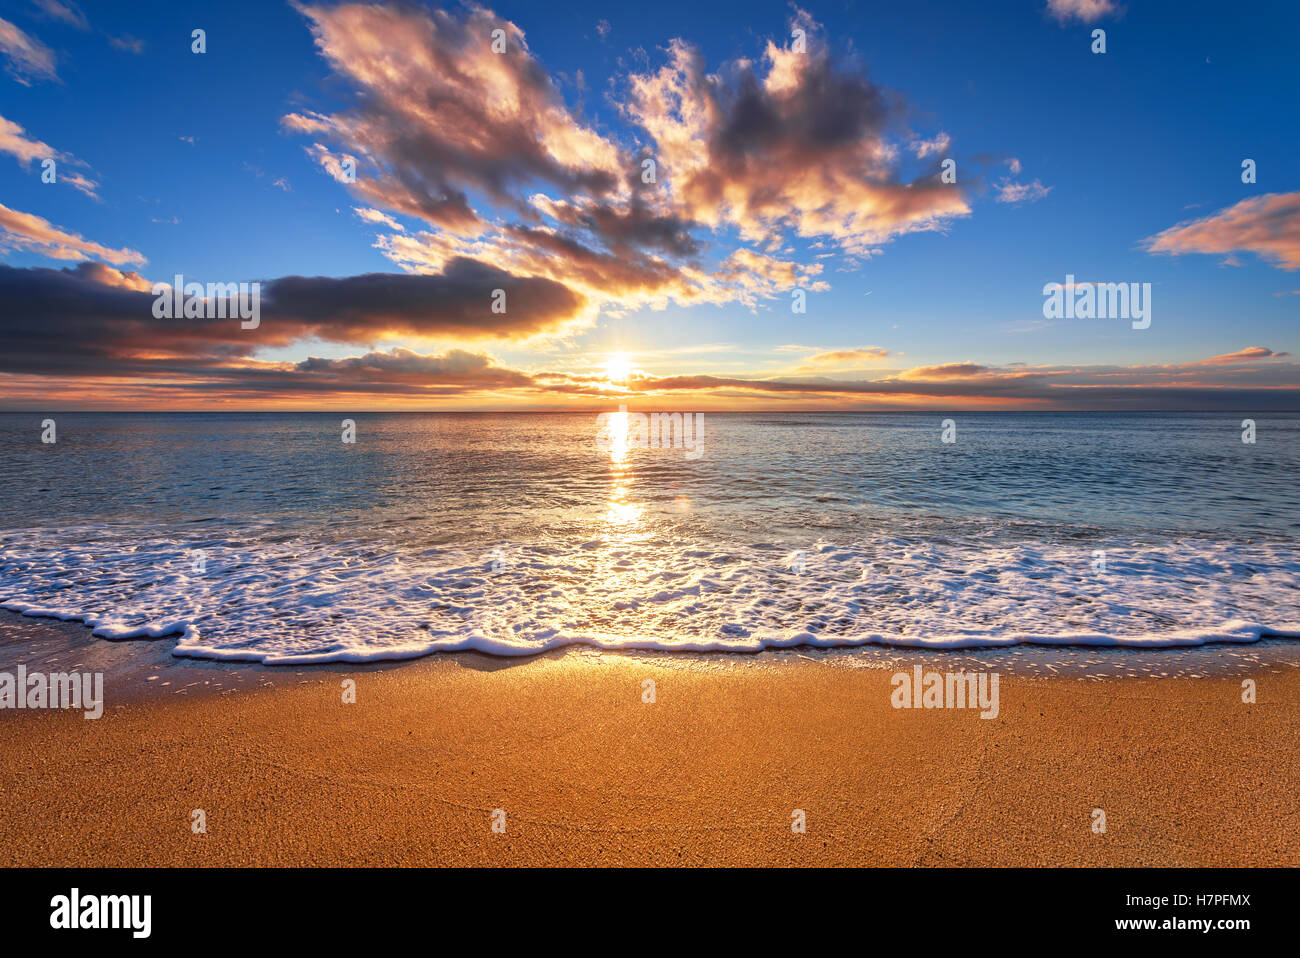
2 0 1298 409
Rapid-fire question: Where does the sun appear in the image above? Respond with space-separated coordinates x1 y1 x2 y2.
603 352 633 384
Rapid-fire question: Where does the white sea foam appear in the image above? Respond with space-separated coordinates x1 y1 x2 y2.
1 526 1297 663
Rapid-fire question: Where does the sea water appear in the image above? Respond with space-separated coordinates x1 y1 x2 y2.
0 411 1296 663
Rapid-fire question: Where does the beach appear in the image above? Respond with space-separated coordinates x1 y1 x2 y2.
3 613 1297 868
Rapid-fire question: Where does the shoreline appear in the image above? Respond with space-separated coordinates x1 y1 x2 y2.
2 612 1298 866
5 608 1300 690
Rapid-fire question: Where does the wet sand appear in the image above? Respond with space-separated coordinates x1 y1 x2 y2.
1 612 1297 866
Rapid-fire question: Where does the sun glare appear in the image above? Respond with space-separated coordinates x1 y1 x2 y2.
603 352 632 384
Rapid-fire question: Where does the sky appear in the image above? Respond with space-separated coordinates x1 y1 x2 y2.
1 0 1298 410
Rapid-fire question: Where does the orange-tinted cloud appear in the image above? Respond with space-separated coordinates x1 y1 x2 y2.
283 4 969 323
623 12 969 256
0 115 100 198
285 2 622 231
1185 346 1291 366
63 260 152 291
0 292 1296 413
0 114 56 165
898 362 992 380
799 347 891 367
1145 192 1300 270
0 203 141 264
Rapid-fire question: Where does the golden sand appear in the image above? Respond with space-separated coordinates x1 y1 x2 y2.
2 634 1296 867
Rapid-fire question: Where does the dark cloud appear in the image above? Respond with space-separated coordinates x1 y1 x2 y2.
294 347 534 388
623 16 969 253
0 260 586 376
284 2 623 228
261 259 585 341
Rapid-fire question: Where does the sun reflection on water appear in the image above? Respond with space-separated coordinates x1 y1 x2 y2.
601 409 645 532
605 476 643 528
604 407 629 465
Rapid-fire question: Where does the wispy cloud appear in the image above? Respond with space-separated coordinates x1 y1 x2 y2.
0 113 58 165
898 362 991 380
994 156 1052 206
1046 0 1118 24
0 113 99 197
0 203 142 264
354 207 404 232
107 34 144 54
32 0 88 31
1144 192 1300 270
0 16 57 84
797 347 891 369
1182 346 1291 366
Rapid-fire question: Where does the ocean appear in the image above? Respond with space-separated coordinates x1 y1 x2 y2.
1 411 1297 663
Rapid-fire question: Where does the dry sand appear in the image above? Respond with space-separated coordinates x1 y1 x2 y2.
1 612 1297 867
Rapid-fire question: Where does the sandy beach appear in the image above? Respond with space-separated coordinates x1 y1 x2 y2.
2 612 1297 867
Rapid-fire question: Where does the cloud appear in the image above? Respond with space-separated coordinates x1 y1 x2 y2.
0 269 1295 413
58 169 98 197
107 34 144 54
0 114 99 197
1185 346 1291 366
259 259 587 342
711 247 830 304
62 259 152 291
1046 0 1118 24
32 0 87 31
898 362 991 380
613 351 1300 411
0 258 587 377
909 133 950 159
294 347 535 389
0 203 143 264
0 16 57 84
283 4 974 326
285 2 622 231
0 113 57 164
377 220 830 319
622 12 969 255
354 207 405 232
798 347 891 368
1144 192 1300 270
995 177 1051 205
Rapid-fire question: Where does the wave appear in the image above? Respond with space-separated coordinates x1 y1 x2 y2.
2 526 1297 664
